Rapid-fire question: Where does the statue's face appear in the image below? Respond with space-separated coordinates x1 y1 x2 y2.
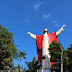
44 28 48 31
44 28 48 34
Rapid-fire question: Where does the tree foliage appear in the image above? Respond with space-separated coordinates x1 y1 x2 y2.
66 44 72 72
0 24 18 69
49 41 62 62
18 50 27 61
18 50 27 72
49 41 72 72
25 56 41 72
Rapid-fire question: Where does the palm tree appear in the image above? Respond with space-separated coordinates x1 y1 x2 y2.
18 50 27 72
25 56 41 72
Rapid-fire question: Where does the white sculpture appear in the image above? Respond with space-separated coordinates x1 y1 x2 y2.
27 24 66 69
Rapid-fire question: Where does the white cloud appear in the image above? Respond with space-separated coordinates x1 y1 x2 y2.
52 20 56 23
24 18 30 23
56 24 60 27
42 13 51 19
33 2 43 11
52 20 60 27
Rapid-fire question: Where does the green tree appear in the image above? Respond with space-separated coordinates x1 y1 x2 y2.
25 56 41 72
49 41 70 72
49 41 62 62
49 41 62 72
18 50 27 72
66 44 72 72
0 24 18 69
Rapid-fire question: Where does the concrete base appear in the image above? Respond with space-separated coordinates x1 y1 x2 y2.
37 68 51 72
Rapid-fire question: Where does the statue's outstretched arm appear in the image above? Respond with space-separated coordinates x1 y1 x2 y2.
56 24 66 36
27 32 36 39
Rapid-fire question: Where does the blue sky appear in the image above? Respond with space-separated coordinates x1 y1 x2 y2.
0 0 72 68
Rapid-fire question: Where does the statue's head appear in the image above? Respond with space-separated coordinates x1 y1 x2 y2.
44 28 48 34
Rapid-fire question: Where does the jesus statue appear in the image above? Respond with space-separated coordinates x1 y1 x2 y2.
27 24 66 70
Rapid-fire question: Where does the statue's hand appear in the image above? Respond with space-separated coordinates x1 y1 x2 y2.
63 24 66 27
27 32 31 34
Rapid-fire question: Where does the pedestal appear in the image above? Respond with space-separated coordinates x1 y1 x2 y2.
37 68 51 72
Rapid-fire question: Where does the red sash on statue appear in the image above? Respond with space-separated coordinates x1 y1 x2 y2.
36 32 58 69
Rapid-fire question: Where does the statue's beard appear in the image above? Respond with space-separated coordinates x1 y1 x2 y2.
44 31 48 34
